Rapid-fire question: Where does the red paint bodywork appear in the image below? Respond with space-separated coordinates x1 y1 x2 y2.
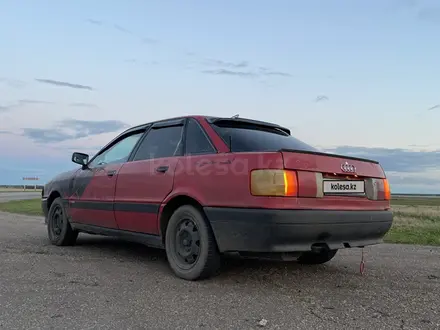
62 115 391 236
114 157 178 234
70 163 122 229
160 117 390 233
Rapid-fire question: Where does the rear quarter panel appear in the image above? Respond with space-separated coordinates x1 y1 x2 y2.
167 152 285 208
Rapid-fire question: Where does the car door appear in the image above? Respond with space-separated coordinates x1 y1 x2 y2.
171 116 220 203
68 131 145 229
114 119 184 234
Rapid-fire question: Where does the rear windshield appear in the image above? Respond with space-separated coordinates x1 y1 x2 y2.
211 122 317 152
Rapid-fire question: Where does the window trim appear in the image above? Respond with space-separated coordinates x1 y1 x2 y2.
183 118 218 156
127 120 185 162
86 127 149 168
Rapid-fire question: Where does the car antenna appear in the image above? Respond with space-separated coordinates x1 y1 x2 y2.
231 114 239 119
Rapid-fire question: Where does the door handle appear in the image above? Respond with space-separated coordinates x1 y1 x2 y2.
155 166 169 173
107 170 117 177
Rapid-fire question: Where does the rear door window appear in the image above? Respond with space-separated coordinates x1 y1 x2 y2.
132 125 184 161
211 121 317 152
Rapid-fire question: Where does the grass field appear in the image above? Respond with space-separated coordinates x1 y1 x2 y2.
0 187 42 193
0 198 43 216
384 196 440 246
0 196 439 246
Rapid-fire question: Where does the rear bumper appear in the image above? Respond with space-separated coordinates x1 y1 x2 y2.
204 207 393 253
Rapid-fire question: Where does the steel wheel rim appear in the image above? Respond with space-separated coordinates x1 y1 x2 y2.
50 205 64 238
174 218 201 268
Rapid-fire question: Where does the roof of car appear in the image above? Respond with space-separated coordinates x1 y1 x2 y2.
124 115 290 135
97 115 291 155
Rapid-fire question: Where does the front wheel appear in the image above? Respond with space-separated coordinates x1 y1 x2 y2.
165 205 221 280
297 249 338 265
47 197 78 246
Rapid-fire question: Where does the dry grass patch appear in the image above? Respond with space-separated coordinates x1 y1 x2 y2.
385 202 440 246
0 187 42 193
0 198 43 216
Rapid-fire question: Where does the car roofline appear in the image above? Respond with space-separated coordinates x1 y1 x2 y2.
120 115 291 136
206 116 291 135
96 115 203 156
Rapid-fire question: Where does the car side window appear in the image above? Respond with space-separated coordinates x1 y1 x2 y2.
185 118 216 155
132 126 184 161
89 132 144 167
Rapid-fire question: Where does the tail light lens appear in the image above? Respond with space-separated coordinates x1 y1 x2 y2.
383 178 391 200
250 169 298 197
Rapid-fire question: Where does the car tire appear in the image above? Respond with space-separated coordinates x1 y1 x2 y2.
47 197 78 246
165 205 221 281
297 249 338 265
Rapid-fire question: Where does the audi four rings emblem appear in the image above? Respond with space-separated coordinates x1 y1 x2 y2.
341 161 356 173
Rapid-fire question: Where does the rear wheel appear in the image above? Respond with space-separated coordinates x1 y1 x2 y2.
47 197 78 246
297 249 338 265
165 205 221 280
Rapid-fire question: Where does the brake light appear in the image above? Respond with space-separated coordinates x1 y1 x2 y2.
250 169 297 197
383 178 391 200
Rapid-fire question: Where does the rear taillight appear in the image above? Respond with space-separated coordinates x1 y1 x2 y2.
383 178 391 200
250 169 297 197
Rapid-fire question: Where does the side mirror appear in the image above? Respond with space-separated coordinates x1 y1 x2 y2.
72 152 89 167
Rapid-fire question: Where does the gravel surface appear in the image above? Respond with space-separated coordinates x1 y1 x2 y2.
0 211 439 330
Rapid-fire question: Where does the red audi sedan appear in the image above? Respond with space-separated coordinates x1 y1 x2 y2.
42 115 393 280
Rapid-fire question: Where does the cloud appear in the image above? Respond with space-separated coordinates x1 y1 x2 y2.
201 68 291 79
200 60 291 79
386 173 440 186
141 37 158 44
18 99 54 105
22 119 130 144
85 18 158 45
35 78 94 91
62 119 129 136
0 77 27 89
323 146 440 173
113 24 158 43
203 59 249 69
428 104 440 111
258 67 292 77
391 0 418 10
85 18 103 25
0 104 16 112
22 128 73 143
69 102 99 108
0 99 54 112
202 69 258 78
113 24 132 35
417 7 440 23
315 95 329 102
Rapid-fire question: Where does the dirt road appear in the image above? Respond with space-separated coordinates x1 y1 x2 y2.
0 211 439 330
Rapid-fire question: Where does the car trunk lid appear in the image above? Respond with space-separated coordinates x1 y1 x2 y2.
280 149 384 178
280 149 389 203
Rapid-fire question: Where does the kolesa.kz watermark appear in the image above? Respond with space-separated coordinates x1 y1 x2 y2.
330 182 358 190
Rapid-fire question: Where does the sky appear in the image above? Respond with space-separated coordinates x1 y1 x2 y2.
0 0 439 193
